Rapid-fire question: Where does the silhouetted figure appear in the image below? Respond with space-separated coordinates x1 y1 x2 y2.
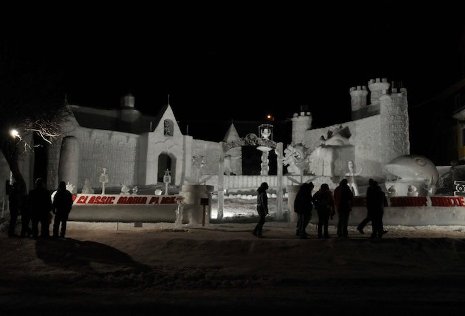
52 181 74 238
19 181 32 238
294 182 314 239
357 178 377 234
313 183 335 239
28 178 52 239
370 183 388 239
334 178 353 238
7 181 21 237
253 182 269 237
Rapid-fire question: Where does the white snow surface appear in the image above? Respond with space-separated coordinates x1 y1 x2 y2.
2 217 465 315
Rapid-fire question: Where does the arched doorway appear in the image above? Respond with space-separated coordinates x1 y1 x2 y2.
157 153 176 184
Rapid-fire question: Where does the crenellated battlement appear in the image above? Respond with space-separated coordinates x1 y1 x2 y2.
349 85 368 93
368 78 388 84
292 111 312 118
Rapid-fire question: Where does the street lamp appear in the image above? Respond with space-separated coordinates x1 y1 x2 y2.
8 129 20 184
9 129 19 139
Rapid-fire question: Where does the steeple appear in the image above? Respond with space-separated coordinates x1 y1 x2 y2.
223 122 240 142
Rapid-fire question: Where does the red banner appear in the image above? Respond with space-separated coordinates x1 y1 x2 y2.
430 196 465 207
349 196 465 207
72 194 180 205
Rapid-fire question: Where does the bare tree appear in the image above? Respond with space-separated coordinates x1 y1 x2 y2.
0 38 68 196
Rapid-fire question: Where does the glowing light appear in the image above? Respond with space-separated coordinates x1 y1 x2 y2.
9 129 19 138
266 114 273 120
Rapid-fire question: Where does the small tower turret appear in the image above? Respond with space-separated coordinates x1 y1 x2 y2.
349 85 368 120
291 106 312 145
368 78 390 114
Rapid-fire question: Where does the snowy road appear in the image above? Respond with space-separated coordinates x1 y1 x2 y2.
1 222 465 315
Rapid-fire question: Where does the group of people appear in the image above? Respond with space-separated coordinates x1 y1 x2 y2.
7 179 74 239
253 178 387 239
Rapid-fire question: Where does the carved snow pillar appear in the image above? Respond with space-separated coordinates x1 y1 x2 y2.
260 150 269 175
58 136 79 192
217 142 225 220
276 142 283 220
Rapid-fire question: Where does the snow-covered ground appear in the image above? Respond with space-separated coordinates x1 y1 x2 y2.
1 218 465 315
2 197 465 315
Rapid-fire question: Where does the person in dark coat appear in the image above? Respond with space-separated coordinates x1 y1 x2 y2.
334 178 353 238
357 178 377 234
370 183 388 239
16 181 32 238
52 181 74 238
28 178 52 239
294 182 314 239
7 181 21 237
253 182 269 237
313 183 335 239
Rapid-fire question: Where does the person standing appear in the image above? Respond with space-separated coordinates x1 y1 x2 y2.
313 183 335 239
253 182 269 238
18 181 32 238
52 181 74 239
294 182 314 239
7 181 21 237
357 178 377 234
28 178 52 239
371 183 388 239
334 178 353 238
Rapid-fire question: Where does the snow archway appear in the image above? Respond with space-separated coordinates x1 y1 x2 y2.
217 134 284 220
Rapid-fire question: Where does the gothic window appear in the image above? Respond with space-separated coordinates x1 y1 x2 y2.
164 119 174 136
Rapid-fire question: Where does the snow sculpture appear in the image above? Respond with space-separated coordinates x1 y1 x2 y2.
120 184 130 195
163 169 171 195
66 181 76 194
384 155 439 196
387 185 397 197
261 128 271 140
259 147 271 175
407 185 419 197
132 186 138 195
345 160 362 196
81 178 94 194
99 168 109 195
192 154 206 183
283 144 305 175
174 195 185 228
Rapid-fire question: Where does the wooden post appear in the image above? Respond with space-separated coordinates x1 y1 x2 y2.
200 197 209 226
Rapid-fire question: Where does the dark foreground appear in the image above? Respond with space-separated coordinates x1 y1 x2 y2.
1 222 465 315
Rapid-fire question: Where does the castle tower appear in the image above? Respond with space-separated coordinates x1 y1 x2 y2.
291 108 312 145
368 78 390 114
349 85 368 120
379 86 410 164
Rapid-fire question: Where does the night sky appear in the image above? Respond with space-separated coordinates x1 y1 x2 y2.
2 2 465 158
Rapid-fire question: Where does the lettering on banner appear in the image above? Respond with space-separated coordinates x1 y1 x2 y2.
73 194 179 205
430 196 465 207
